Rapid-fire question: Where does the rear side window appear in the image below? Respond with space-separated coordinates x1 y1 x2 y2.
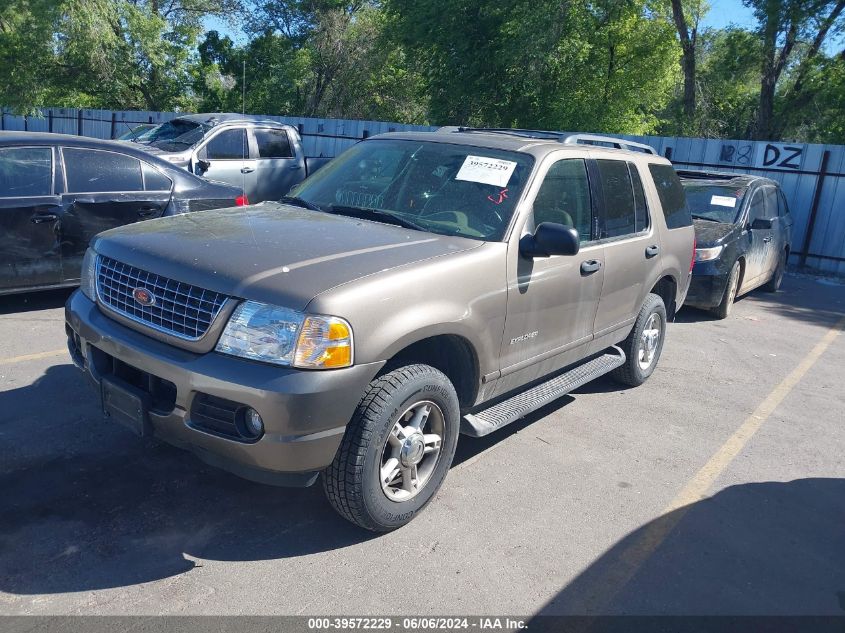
63 148 143 193
596 159 636 238
202 129 247 160
254 128 293 158
142 162 172 191
648 164 691 229
629 163 650 233
0 147 53 197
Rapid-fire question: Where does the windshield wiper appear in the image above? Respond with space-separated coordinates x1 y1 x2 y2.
328 205 427 232
280 195 323 211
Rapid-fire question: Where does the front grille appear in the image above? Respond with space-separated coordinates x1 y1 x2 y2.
96 256 228 340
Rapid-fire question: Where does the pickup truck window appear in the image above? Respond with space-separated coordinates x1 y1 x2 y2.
201 129 248 161
255 128 293 158
289 139 533 241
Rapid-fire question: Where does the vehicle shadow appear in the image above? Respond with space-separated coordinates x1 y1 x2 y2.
0 363 575 595
532 477 845 617
677 274 845 328
0 288 74 315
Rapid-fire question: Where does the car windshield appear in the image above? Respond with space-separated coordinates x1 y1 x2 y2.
288 139 534 241
148 119 210 151
116 124 157 141
682 183 747 223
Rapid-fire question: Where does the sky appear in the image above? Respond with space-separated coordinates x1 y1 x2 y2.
699 0 758 30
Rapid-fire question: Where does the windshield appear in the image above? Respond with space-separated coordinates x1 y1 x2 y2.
682 183 747 223
148 119 210 151
288 139 534 240
116 124 157 141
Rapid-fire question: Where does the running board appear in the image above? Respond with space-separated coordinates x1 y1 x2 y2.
461 346 626 437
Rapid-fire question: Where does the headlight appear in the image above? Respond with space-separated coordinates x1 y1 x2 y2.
216 301 353 369
80 248 97 300
694 245 724 262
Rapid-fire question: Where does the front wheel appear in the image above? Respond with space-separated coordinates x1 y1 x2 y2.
611 293 667 387
322 364 460 532
712 260 741 319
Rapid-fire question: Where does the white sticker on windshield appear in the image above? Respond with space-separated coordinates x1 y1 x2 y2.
455 155 517 188
711 195 737 208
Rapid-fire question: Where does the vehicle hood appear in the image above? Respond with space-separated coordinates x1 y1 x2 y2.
693 219 740 248
91 202 482 311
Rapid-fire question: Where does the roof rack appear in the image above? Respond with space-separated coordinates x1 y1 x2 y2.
444 127 657 155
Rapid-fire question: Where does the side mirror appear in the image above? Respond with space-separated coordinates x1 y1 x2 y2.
520 222 580 258
194 159 210 175
750 217 774 230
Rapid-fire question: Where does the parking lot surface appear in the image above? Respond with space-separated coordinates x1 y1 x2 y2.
1 274 844 616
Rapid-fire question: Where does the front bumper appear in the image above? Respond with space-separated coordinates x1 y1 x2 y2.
65 290 384 486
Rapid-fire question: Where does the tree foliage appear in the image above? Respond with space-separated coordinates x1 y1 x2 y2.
0 0 843 142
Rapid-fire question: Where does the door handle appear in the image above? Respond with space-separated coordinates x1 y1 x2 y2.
31 213 58 224
240 167 255 174
289 165 302 170
580 259 602 275
137 207 160 218
645 244 660 258
763 236 772 243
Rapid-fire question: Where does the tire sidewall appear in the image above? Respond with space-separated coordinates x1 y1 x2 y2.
722 261 741 314
631 296 667 383
360 369 460 529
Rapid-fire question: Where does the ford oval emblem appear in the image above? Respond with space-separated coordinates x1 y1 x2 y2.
132 287 156 307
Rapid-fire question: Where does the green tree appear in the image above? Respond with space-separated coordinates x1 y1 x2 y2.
744 0 845 139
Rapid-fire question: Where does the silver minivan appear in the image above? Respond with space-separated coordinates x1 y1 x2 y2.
138 113 308 203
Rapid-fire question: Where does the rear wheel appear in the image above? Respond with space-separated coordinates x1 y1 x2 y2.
611 293 667 387
763 250 786 292
712 261 741 319
322 364 460 532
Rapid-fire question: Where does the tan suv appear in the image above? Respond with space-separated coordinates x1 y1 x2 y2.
65 129 695 531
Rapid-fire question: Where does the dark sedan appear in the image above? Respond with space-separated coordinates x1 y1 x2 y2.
0 132 247 295
680 170 793 318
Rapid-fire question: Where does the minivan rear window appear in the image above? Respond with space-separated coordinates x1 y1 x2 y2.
648 164 692 229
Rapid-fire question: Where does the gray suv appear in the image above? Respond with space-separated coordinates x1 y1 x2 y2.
65 129 695 531
137 113 314 203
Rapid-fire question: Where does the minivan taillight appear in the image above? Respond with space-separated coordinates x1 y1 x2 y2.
235 195 249 206
690 236 697 272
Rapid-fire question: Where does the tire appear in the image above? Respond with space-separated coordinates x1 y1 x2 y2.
611 293 667 387
322 364 460 532
763 250 786 292
712 261 741 319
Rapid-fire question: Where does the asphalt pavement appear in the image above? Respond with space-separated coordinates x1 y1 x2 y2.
1 274 844 616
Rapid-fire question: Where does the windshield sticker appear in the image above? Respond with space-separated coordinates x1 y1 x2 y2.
456 156 517 188
711 195 737 208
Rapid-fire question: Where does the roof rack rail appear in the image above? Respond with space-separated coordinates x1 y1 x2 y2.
559 134 657 155
444 127 657 155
